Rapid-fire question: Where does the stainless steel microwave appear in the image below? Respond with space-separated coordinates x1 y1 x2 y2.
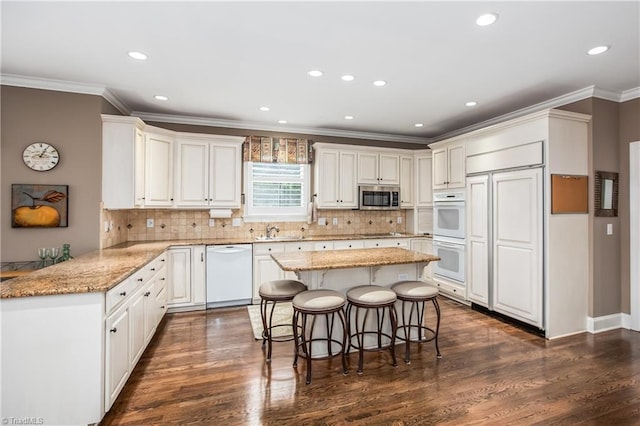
358 186 400 210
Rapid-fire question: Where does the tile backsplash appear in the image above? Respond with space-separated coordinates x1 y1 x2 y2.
100 208 406 248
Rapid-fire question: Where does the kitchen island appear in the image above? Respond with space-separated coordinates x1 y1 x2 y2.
271 247 440 356
271 247 440 293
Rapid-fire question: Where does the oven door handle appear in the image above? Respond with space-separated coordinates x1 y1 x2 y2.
434 241 464 248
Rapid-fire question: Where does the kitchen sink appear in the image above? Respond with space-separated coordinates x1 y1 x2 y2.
254 235 304 241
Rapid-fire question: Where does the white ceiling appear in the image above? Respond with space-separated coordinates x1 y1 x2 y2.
2 1 639 144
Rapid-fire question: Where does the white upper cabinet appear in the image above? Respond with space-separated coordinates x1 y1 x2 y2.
314 145 358 209
415 150 433 206
102 114 243 210
174 136 243 208
144 132 174 207
102 116 146 209
399 155 414 208
357 152 400 185
432 141 465 190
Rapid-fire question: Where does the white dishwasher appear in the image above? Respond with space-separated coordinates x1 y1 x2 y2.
206 244 253 308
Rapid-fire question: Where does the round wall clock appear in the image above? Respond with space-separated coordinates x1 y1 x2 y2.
22 142 60 171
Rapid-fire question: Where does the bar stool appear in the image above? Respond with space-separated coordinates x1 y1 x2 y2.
346 285 398 374
391 280 441 363
292 289 348 384
259 279 307 363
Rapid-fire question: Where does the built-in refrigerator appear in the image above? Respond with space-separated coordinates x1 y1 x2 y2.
466 167 543 329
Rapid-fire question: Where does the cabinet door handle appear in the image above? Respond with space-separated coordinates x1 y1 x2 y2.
110 327 117 333
119 291 127 296
160 277 166 281
137 278 143 282
161 258 165 262
201 252 204 262
160 305 165 309
144 291 151 297
150 268 156 271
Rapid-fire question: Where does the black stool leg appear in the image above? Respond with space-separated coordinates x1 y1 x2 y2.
337 308 349 376
432 297 442 358
388 304 398 367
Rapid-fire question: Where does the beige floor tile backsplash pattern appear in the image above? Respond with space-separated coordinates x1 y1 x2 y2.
100 208 406 248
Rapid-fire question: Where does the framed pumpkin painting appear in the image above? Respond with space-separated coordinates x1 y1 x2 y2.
11 184 69 228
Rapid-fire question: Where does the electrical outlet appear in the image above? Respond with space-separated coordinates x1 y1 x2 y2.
318 217 327 226
104 221 110 232
332 217 338 225
209 219 216 227
232 218 242 227
146 218 154 228
397 216 402 224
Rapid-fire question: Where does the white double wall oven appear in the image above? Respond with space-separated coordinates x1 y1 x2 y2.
432 192 466 285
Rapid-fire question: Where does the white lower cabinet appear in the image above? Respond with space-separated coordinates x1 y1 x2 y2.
105 302 130 408
104 252 167 411
167 245 206 312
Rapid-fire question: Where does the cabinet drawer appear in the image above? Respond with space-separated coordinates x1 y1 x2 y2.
334 240 365 250
313 241 333 251
106 277 134 314
433 277 466 300
283 241 315 253
253 243 285 255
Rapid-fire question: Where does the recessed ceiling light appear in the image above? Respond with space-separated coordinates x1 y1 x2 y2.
466 101 478 107
307 70 323 77
154 95 168 101
344 115 354 120
259 106 270 111
373 80 387 87
128 51 147 60
341 75 355 82
414 123 424 128
278 120 288 124
476 13 498 26
587 45 609 55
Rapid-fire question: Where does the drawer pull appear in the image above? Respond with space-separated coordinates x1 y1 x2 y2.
160 305 165 309
161 258 165 262
150 268 156 271
137 278 143 282
119 291 127 296
110 327 117 333
144 291 151 297
160 277 166 281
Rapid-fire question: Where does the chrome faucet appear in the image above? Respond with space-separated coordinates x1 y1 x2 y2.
265 224 280 239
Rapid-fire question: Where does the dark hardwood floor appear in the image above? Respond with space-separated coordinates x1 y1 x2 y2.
101 298 640 425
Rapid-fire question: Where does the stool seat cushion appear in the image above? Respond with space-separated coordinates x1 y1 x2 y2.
259 279 307 299
391 281 439 299
347 285 397 305
293 289 346 312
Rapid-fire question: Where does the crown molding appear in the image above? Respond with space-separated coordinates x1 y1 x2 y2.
132 111 431 145
0 73 130 115
431 86 603 143
621 87 640 102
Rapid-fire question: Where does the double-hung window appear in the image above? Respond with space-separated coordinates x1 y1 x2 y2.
244 162 310 221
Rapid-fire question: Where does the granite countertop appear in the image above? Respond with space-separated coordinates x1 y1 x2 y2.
0 233 431 300
271 247 440 272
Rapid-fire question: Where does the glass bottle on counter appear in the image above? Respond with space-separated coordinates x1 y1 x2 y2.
56 243 73 263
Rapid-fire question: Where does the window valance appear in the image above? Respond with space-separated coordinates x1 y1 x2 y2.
243 136 312 164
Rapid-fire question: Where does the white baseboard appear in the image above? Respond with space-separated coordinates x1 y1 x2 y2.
587 313 631 333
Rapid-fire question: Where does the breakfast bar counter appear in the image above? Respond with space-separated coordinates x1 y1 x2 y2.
271 247 440 292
